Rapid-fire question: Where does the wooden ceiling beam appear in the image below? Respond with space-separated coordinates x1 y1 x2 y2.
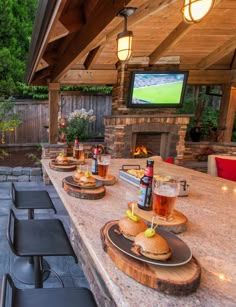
197 35 236 70
48 20 69 43
230 50 236 69
31 67 51 86
84 45 104 70
27 0 68 84
188 70 232 84
106 0 178 41
59 0 84 32
60 69 117 85
50 0 132 82
149 21 192 64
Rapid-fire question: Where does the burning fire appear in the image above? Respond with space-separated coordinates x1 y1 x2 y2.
133 145 152 156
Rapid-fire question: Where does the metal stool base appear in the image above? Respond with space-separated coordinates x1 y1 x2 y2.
13 257 50 285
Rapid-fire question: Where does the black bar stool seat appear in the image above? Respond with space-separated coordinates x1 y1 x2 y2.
7 209 77 288
11 183 56 219
0 274 97 307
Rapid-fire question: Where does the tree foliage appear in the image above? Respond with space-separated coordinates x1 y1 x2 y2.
0 0 38 98
0 0 37 141
0 98 23 132
16 83 113 99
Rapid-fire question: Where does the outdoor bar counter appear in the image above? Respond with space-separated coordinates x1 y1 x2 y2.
42 157 236 307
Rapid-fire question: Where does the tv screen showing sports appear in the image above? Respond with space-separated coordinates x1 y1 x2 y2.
127 71 188 108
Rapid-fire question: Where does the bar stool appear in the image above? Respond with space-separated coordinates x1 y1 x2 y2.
10 183 57 284
7 209 78 288
0 274 97 307
11 183 56 219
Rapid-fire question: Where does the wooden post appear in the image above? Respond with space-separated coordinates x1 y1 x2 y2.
217 84 236 142
48 83 60 144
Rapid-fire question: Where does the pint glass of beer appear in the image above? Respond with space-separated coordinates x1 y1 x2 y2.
152 176 180 221
97 154 111 178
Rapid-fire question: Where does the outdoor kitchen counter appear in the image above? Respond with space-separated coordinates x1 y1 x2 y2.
42 158 236 307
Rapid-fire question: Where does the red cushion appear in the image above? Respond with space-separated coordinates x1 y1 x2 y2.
215 157 236 181
164 157 173 164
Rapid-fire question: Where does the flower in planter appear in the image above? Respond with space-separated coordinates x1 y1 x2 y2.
59 109 96 143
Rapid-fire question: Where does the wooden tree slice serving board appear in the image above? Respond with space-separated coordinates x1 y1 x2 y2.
93 174 116 186
128 202 188 234
49 161 77 172
62 178 105 200
101 221 201 296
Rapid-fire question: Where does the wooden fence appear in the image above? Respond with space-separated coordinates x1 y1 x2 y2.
5 93 112 144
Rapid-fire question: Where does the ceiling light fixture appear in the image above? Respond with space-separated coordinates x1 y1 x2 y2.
117 7 136 62
181 0 215 23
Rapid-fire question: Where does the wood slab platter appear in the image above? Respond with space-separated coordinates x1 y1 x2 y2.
101 221 201 296
68 158 85 165
128 202 188 234
93 174 116 186
62 177 105 200
49 160 77 172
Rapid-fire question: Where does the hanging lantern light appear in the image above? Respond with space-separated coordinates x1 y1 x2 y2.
181 0 215 23
117 7 136 62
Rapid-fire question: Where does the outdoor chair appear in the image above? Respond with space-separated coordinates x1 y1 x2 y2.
7 209 77 288
11 183 56 219
0 274 97 307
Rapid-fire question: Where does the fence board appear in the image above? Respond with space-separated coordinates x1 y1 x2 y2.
4 94 112 144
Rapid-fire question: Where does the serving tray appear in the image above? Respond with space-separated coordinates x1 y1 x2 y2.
49 160 77 172
101 220 201 296
107 224 192 266
62 177 105 200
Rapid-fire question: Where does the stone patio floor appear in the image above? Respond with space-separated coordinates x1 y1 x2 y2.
0 181 89 290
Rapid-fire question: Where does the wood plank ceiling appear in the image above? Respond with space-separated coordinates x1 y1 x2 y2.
26 0 236 86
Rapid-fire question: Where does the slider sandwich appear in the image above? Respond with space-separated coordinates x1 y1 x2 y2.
118 210 147 241
133 228 171 261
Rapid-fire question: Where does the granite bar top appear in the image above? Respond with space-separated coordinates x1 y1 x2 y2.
42 157 236 307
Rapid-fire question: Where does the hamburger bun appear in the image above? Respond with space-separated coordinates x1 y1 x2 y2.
118 216 147 241
134 232 171 261
73 170 85 182
78 175 96 187
56 154 68 164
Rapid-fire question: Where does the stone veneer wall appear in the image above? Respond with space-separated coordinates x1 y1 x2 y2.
184 141 236 160
0 167 42 182
104 114 191 163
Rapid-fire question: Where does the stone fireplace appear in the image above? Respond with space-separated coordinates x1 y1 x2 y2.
104 114 191 163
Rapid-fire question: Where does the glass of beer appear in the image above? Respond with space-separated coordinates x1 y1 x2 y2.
97 154 111 178
152 176 180 221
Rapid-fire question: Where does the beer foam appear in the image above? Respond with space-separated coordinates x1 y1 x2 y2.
154 185 178 197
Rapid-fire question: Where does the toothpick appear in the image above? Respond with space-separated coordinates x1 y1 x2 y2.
153 216 158 230
151 216 155 229
131 202 134 215
154 223 159 230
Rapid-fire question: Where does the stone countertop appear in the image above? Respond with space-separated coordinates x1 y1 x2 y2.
42 158 236 307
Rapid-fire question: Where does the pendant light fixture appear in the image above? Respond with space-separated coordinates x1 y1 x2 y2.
117 7 136 62
181 0 215 23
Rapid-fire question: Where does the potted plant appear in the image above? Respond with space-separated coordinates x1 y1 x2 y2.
58 109 96 143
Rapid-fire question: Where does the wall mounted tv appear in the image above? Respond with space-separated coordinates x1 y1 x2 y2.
127 71 189 108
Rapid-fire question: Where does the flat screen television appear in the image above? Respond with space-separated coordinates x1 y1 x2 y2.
127 71 189 108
